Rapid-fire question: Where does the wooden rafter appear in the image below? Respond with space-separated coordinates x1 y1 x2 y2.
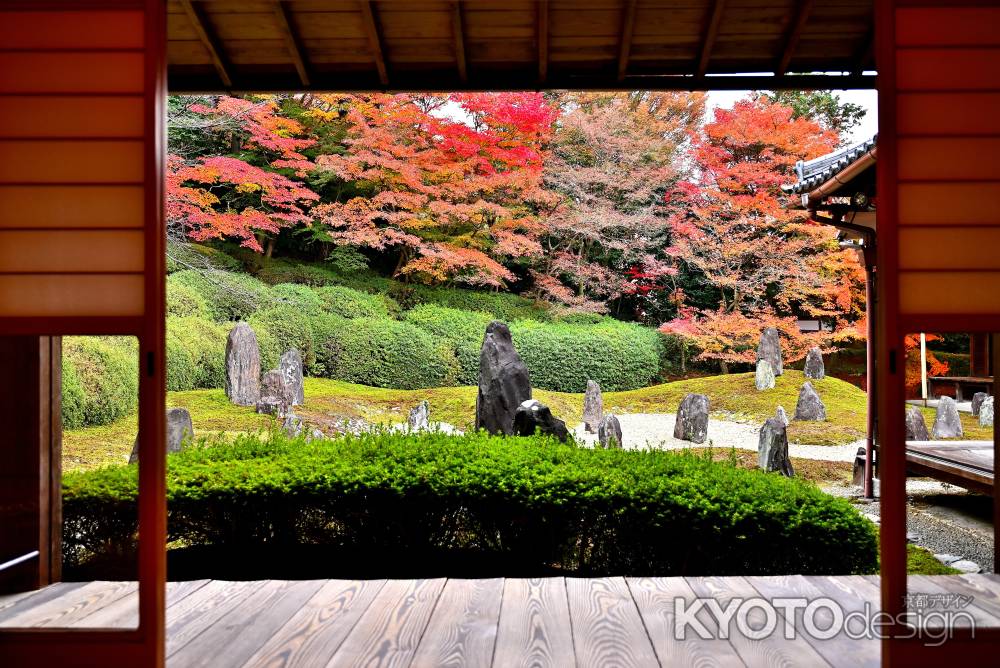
360 1 389 87
852 27 875 77
537 0 548 85
616 0 637 82
776 0 814 76
696 0 725 79
451 1 467 84
180 0 232 88
273 0 310 87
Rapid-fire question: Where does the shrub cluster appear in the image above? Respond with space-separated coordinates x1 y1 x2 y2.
512 320 665 392
169 270 272 322
404 305 493 385
62 431 878 578
61 337 139 429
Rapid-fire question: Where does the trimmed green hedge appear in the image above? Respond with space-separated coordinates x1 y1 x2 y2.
404 305 493 385
249 305 316 372
315 317 457 389
170 269 272 322
61 337 139 429
315 285 397 319
166 240 243 274
166 280 210 319
168 316 228 390
512 320 665 392
62 431 878 577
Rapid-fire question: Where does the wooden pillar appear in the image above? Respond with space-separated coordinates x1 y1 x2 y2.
0 337 61 593
970 332 990 377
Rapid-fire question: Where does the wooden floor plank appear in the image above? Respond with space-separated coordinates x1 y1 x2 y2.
170 579 326 668
0 581 134 628
326 578 446 668
67 579 211 629
956 574 1000 619
909 575 1000 626
627 576 744 667
565 577 659 667
166 580 262 658
0 582 86 623
239 579 386 668
493 578 574 668
686 576 832 668
410 578 504 668
748 575 879 668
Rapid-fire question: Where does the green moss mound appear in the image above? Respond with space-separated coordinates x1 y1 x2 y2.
62 431 878 578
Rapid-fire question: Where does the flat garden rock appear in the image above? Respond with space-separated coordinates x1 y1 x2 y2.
673 393 709 444
408 400 430 430
754 359 775 391
980 396 994 428
972 391 989 417
757 327 783 376
225 322 261 406
475 321 531 435
597 414 623 449
793 382 826 421
931 396 963 438
905 406 930 440
129 407 193 464
279 348 304 406
512 399 569 442
758 416 793 477
583 380 603 433
803 346 825 380
283 412 303 437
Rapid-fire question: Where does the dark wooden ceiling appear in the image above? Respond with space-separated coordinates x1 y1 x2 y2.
167 0 876 92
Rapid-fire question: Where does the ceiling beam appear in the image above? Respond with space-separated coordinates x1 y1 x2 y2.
696 0 725 79
776 0 814 76
273 1 310 87
451 2 467 84
537 0 548 86
852 26 875 77
180 0 232 88
360 1 389 87
616 0 637 82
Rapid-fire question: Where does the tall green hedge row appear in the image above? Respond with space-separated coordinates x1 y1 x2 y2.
61 337 139 429
62 431 879 578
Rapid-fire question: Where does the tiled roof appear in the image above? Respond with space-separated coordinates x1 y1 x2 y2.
784 135 877 194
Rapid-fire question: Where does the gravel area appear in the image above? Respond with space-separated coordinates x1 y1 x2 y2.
571 412 860 462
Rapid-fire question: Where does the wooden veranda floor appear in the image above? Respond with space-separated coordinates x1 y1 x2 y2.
907 440 995 494
3 575 1000 667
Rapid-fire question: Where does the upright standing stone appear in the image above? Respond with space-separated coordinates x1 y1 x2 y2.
597 414 623 449
972 392 989 417
793 382 827 421
225 322 261 406
408 400 430 430
475 321 532 435
905 406 930 440
758 417 794 477
931 396 964 438
583 380 603 433
980 396 994 428
279 349 304 406
130 408 193 464
755 359 775 391
775 405 789 427
673 393 710 443
512 399 569 442
757 327 783 376
803 346 825 380
257 370 291 418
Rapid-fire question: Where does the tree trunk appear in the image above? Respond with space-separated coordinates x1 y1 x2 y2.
720 360 729 374
264 236 276 259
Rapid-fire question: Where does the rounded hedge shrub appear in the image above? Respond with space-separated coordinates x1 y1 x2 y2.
270 283 326 315
62 337 139 428
404 305 493 385
410 285 552 322
167 279 209 319
62 431 879 578
166 241 242 274
165 330 197 392
317 317 457 389
315 285 397 319
168 316 228 389
61 355 87 430
170 269 272 322
512 320 664 392
249 305 316 372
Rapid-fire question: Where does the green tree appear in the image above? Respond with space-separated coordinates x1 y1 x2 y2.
761 90 866 138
